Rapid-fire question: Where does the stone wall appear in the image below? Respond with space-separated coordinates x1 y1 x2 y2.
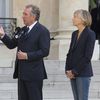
13 0 59 32
0 60 100 100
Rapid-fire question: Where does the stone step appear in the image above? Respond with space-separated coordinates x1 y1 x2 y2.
0 91 16 99
44 99 100 100
0 82 99 92
0 83 100 99
0 60 99 100
0 99 99 100
0 89 99 100
44 98 100 100
0 75 100 87
0 99 16 100
0 61 100 75
0 82 100 91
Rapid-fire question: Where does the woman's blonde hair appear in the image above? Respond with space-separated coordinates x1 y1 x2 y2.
74 9 92 27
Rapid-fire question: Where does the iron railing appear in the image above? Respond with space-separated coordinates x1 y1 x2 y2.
0 18 17 37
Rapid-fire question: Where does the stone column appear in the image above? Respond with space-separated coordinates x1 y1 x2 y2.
53 0 89 60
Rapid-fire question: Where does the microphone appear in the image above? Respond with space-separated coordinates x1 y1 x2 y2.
15 27 21 34
13 27 21 39
12 26 29 40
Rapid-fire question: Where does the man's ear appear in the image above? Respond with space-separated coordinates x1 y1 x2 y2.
32 15 36 21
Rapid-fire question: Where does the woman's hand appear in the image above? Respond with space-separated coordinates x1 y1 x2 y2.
66 70 75 79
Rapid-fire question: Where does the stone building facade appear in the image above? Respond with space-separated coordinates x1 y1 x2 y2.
0 0 99 68
0 1 100 100
13 0 99 60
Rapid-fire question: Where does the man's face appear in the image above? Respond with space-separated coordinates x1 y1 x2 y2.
22 8 35 26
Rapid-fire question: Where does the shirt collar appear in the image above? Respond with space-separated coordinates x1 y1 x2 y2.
28 21 37 32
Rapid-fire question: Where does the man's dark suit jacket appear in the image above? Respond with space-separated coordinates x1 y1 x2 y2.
1 22 50 81
65 27 96 77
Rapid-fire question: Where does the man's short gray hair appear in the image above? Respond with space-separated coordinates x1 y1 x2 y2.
26 4 40 21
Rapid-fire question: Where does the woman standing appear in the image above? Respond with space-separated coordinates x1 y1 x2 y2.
65 9 96 100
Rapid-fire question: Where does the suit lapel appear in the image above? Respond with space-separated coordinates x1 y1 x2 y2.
71 31 78 51
71 27 88 51
20 22 39 41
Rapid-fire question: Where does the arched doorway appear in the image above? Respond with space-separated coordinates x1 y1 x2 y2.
89 0 100 41
89 0 100 60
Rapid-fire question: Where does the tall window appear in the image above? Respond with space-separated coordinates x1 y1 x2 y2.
0 0 13 18
89 0 100 40
0 0 16 38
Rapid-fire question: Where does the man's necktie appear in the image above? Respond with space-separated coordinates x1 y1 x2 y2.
24 27 29 34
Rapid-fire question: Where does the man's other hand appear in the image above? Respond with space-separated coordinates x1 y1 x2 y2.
17 50 28 60
0 26 5 37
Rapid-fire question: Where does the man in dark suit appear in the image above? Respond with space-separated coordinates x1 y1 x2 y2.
0 4 50 100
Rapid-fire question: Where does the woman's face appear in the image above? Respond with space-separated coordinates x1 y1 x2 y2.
72 14 83 26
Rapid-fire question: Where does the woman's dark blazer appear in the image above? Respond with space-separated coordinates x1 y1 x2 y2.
65 27 96 77
1 22 50 81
